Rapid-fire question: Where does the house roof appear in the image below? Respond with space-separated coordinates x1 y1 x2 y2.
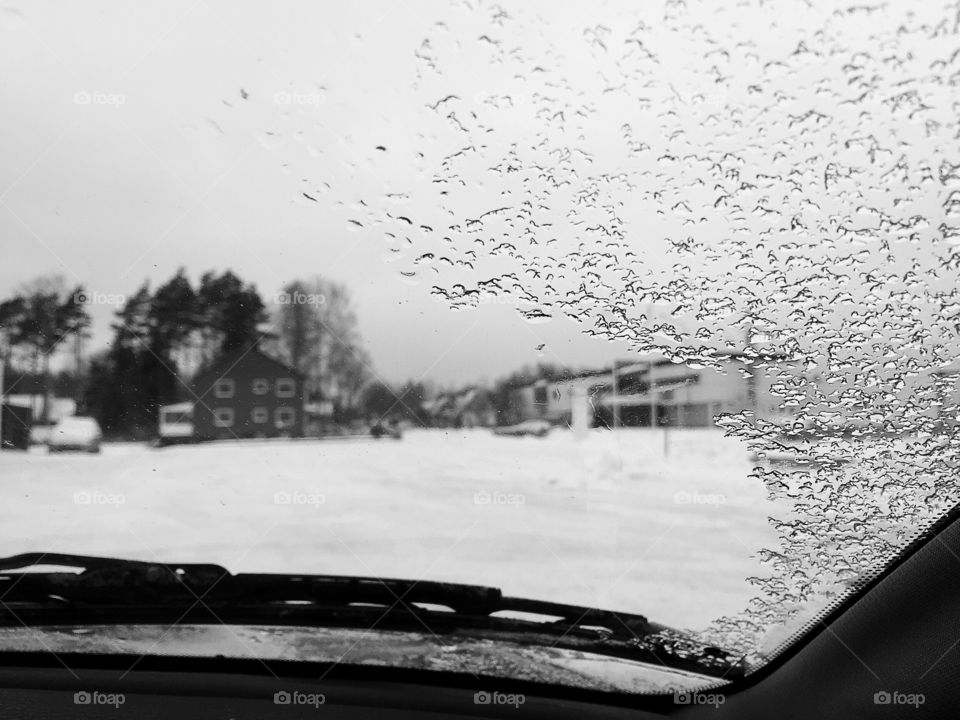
159 401 193 413
193 347 303 384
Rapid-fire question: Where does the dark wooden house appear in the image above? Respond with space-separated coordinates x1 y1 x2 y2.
190 348 305 441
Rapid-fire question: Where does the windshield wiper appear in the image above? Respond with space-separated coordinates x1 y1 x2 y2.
0 553 742 679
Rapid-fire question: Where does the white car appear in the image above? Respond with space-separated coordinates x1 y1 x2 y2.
47 416 102 454
492 419 552 437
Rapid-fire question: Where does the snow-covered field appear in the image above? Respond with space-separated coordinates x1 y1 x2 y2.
0 428 786 630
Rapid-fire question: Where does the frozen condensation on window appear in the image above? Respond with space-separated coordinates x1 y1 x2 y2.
346 0 960 665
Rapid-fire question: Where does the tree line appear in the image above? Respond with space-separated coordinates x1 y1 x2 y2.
0 271 373 438
1 272 582 437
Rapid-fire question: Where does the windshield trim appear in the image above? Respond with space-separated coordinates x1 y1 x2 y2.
720 501 960 689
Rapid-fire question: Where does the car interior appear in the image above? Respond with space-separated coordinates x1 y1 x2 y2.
0 503 956 718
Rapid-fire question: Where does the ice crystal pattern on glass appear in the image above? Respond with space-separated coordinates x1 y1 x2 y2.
345 1 960 664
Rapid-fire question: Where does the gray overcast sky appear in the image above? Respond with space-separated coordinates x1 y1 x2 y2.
0 0 631 385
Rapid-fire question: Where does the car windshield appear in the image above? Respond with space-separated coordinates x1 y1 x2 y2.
1 0 959 700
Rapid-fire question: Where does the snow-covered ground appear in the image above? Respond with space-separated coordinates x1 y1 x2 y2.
0 428 786 630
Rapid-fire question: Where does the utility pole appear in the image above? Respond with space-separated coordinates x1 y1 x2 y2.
661 385 669 457
663 412 670 457
648 359 657 429
0 329 7 449
571 385 589 440
611 361 620 429
0 349 4 448
73 329 84 410
648 359 669 456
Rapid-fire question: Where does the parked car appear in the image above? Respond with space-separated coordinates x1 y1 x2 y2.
369 420 402 439
493 419 552 437
46 416 102 454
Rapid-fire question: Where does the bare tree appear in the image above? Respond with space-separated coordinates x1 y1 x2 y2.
3 275 89 422
272 277 370 412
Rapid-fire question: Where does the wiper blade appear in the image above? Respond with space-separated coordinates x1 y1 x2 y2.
0 553 742 679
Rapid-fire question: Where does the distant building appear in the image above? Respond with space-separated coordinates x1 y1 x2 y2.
423 387 497 428
509 355 792 428
923 362 960 432
189 348 305 441
598 357 757 427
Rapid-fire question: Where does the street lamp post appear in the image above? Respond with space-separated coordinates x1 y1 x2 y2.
0 329 7 449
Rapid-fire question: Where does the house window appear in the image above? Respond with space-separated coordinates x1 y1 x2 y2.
252 378 269 395
276 378 296 398
275 407 296 427
213 407 234 427
251 407 268 424
162 409 191 424
214 378 234 398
